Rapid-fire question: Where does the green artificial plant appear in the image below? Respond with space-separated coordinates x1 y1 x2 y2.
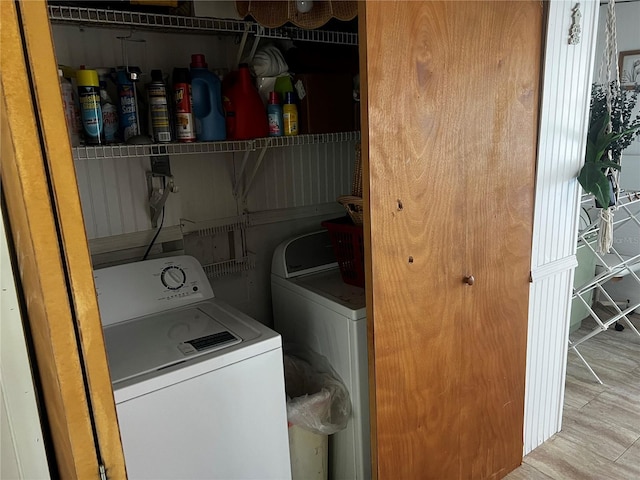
578 84 640 208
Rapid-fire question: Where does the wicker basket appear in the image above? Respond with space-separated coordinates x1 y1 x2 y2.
236 0 357 29
338 195 364 225
337 143 363 225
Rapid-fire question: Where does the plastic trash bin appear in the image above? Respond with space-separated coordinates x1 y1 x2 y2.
288 425 328 480
283 349 351 480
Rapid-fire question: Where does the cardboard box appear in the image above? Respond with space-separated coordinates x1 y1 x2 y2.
192 0 243 19
293 74 356 135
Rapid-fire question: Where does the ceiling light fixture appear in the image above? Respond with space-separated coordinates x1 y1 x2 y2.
296 0 314 13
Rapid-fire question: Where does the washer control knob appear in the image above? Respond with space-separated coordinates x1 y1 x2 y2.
161 266 186 290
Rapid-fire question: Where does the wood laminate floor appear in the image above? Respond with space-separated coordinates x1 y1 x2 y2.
506 306 640 480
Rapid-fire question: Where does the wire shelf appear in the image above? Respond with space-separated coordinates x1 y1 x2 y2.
72 132 360 160
48 5 358 45
202 257 255 278
256 25 358 46
48 4 253 34
255 131 361 149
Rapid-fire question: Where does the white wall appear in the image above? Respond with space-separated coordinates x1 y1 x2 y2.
0 208 50 480
524 0 601 454
525 0 639 455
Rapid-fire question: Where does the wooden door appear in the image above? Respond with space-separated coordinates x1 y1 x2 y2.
1 1 126 478
359 2 542 478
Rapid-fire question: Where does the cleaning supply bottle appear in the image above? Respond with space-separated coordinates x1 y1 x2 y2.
267 91 283 137
222 64 268 140
190 54 225 141
148 69 172 143
96 69 119 144
172 67 196 143
76 68 103 144
116 68 140 142
283 91 298 136
59 68 81 146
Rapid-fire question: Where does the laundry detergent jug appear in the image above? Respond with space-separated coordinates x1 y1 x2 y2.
222 64 268 140
190 54 226 141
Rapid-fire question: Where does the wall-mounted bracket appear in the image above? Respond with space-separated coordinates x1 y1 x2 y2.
569 3 582 45
231 139 271 201
241 143 270 204
236 24 263 65
146 171 177 228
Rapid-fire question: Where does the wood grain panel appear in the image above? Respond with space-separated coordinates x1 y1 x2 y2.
19 1 128 478
357 5 377 477
361 1 541 478
362 2 466 478
2 1 127 478
460 2 541 478
1 4 97 478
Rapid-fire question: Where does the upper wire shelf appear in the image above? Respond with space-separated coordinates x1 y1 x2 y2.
48 5 358 45
72 131 361 160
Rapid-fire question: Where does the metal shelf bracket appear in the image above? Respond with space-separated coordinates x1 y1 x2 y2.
146 172 177 227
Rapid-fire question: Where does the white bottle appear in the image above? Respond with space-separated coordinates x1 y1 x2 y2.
100 83 119 144
97 69 119 143
58 68 81 146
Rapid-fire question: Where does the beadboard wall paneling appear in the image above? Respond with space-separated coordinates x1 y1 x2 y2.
74 143 356 241
74 156 181 239
246 141 356 212
526 270 575 451
524 0 600 455
169 152 238 224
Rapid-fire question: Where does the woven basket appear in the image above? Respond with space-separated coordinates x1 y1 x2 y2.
236 0 356 29
338 195 364 225
338 143 363 225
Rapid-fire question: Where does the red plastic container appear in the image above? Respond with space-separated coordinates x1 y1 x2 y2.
222 64 268 140
321 217 365 288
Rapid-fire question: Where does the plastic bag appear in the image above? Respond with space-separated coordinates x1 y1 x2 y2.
283 347 351 436
251 45 288 77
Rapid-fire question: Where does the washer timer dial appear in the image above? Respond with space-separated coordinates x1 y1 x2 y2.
161 265 186 290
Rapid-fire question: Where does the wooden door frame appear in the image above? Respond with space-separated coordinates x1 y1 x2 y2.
1 1 126 478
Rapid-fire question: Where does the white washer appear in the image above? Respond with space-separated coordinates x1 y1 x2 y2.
94 255 291 480
271 231 370 480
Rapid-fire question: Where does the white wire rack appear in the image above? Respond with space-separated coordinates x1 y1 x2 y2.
202 256 255 278
569 191 640 384
71 132 360 160
73 140 246 160
48 4 358 45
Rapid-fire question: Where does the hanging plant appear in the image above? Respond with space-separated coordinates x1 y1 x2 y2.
578 84 640 208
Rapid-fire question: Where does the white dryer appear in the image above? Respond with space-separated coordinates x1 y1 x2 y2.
271 230 370 480
94 255 291 479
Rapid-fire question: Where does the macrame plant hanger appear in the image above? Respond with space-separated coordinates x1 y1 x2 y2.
596 0 622 253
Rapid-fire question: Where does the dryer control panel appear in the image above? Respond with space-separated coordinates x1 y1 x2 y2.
94 255 215 326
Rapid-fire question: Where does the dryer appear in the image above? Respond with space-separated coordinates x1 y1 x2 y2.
95 255 291 479
271 230 370 480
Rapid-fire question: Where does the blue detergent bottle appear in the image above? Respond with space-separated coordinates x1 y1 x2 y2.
190 54 226 141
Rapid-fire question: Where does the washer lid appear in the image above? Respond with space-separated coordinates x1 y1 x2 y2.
103 300 259 384
271 230 338 278
287 268 366 321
